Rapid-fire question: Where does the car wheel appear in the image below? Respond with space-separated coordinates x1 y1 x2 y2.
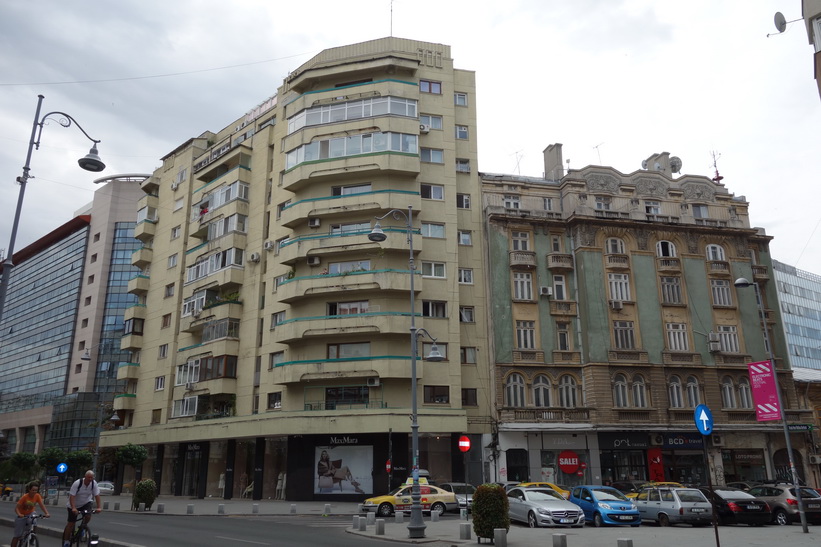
594 513 604 528
377 503 394 517
528 512 539 528
658 514 670 527
774 509 789 526
430 502 446 516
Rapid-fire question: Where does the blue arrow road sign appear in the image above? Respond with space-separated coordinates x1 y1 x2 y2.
694 404 713 435
57 463 68 474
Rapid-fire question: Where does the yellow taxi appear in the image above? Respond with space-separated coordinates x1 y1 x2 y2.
625 481 684 499
362 478 458 517
516 482 571 499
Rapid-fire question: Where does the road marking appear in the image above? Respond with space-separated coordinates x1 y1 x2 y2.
110 521 140 527
215 537 271 545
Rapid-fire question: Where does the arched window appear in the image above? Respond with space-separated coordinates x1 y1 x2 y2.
632 375 648 408
685 376 700 408
606 238 625 254
613 373 629 408
706 244 725 261
656 241 677 257
738 377 753 409
558 375 578 408
668 376 683 408
505 373 526 408
533 375 551 408
721 376 736 409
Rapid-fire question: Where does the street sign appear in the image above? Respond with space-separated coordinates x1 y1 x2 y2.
788 424 813 432
385 459 392 473
458 435 471 453
57 463 68 474
694 404 713 435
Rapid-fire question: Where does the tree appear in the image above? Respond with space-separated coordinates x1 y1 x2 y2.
7 452 38 483
66 450 93 477
37 447 67 475
116 443 148 470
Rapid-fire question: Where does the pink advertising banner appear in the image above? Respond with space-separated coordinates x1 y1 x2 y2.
748 360 780 421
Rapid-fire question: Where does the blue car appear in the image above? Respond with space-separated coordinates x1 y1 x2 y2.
569 485 641 527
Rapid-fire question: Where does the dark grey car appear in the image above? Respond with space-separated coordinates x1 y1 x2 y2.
747 484 821 525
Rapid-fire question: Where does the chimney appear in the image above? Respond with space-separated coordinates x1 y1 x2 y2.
642 152 671 173
543 143 564 180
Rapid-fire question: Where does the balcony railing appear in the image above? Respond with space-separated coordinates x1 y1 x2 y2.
303 400 387 411
509 251 537 269
512 350 545 363
656 257 681 272
549 300 577 316
605 254 630 269
546 253 573 270
507 408 592 422
707 261 731 275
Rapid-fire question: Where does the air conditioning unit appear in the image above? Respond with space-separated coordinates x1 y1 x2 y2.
419 124 431 134
711 434 725 447
609 300 623 311
809 455 821 465
708 341 721 353
307 256 321 266
263 240 276 251
366 377 381 387
249 252 261 263
308 218 321 228
170 182 180 191
708 332 720 342
192 310 201 318
185 382 197 391
650 434 665 446
539 286 553 297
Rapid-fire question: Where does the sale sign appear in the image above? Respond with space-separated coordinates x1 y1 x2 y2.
558 450 580 474
748 360 780 421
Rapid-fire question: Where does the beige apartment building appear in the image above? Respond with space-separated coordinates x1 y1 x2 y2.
102 38 491 501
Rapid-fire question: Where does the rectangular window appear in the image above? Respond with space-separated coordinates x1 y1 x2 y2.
516 320 536 349
692 204 708 218
711 279 733 306
424 385 450 404
544 197 554 211
420 80 442 94
504 195 521 209
455 125 469 139
421 261 446 278
330 221 371 235
511 231 529 251
455 158 470 173
557 322 571 351
161 314 172 329
421 148 444 163
717 325 740 353
421 223 445 238
168 254 178 268
608 273 631 301
155 376 165 391
328 300 369 315
327 342 370 359
419 114 443 129
513 272 533 300
421 183 444 200
267 392 282 410
271 311 285 328
269 351 284 369
666 323 689 351
458 268 474 284
613 320 636 349
461 346 477 364
171 226 181 239
459 306 475 323
645 200 661 214
458 230 472 245
423 342 447 360
462 388 478 406
158 344 168 359
172 396 198 418
595 196 611 210
328 259 371 274
124 318 144 336
422 301 447 318
332 183 372 196
456 194 471 209
661 276 683 304
173 198 184 212
454 92 467 106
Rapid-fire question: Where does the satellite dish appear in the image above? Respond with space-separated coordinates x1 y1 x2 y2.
670 156 682 174
774 12 786 33
641 159 648 170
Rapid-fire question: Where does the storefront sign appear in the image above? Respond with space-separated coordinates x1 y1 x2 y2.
748 360 780 421
598 432 648 449
558 450 580 474
329 435 360 445
662 432 704 449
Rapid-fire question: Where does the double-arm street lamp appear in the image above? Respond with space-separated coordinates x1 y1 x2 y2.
734 277 808 533
0 94 105 326
368 205 443 539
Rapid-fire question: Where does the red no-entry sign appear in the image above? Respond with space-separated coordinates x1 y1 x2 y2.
386 459 391 473
458 435 471 453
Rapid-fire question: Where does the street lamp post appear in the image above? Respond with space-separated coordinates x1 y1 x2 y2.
0 94 105 326
734 277 808 533
92 403 120 479
369 205 443 539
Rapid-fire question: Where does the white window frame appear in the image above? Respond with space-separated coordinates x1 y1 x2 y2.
717 325 740 353
553 274 566 300
454 92 468 106
421 261 446 278
456 194 471 209
711 279 733 306
459 306 475 323
613 320 636 349
421 147 444 164
458 230 472 245
455 125 469 139
421 223 445 238
422 300 447 318
168 254 178 269
660 276 682 304
669 376 684 408
515 320 536 349
505 373 526 407
608 273 631 301
533 375 551 408
419 114 443 129
706 244 725 261
421 183 445 200
504 195 521 209
155 376 165 391
172 396 198 418
458 268 474 284
613 374 629 408
513 272 533 300
665 323 689 351
456 158 470 173
605 237 625 254
685 376 701 408
559 375 577 408
511 231 529 251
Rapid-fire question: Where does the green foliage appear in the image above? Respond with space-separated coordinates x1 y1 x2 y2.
472 483 510 539
66 450 93 475
133 478 157 510
116 443 148 468
38 447 67 473
7 452 38 483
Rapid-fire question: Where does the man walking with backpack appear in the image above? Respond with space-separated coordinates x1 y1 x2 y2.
62 470 101 547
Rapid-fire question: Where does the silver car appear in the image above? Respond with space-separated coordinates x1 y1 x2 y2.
507 487 585 528
635 486 712 526
438 482 475 512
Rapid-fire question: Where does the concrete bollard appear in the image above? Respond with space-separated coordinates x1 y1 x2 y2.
290 503 297 514
431 510 439 522
187 504 194 515
252 504 259 514
157 503 165 514
493 528 507 547
114 502 120 511
376 519 385 535
617 540 634 547
352 515 360 529
358 516 367 531
460 522 471 540
553 533 567 547
394 511 404 524
138 502 146 512
324 503 331 516
366 512 376 525
218 504 225 515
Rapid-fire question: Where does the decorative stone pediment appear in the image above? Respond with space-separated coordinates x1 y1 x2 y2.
585 173 620 194
681 181 716 202
633 177 668 197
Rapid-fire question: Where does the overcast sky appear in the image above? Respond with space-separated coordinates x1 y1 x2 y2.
1 0 819 274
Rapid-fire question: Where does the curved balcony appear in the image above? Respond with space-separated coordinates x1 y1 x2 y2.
134 220 157 242
278 227 423 266
277 269 419 303
282 152 420 193
271 356 419 385
116 363 140 381
284 78 420 116
182 301 243 333
546 253 573 271
752 264 770 282
279 190 420 229
604 253 630 270
113 393 137 411
707 260 731 276
274 312 412 344
127 275 150 295
190 199 250 232
656 257 681 272
193 143 252 181
509 251 536 269
123 304 147 322
131 247 153 269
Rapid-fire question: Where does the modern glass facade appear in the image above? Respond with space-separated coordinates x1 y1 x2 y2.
774 260 821 370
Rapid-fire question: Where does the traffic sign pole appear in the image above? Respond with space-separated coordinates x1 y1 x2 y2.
694 405 720 547
459 435 471 521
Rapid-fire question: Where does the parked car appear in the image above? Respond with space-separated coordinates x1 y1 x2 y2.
438 482 475 512
516 482 571 499
610 480 647 497
747 484 821 525
634 486 712 526
725 481 758 492
507 487 585 528
97 481 115 496
362 481 457 516
569 485 641 527
698 486 771 526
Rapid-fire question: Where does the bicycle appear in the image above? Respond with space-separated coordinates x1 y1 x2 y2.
68 508 99 547
18 512 46 547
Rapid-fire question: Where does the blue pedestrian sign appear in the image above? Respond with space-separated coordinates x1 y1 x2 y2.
57 463 68 474
694 404 713 435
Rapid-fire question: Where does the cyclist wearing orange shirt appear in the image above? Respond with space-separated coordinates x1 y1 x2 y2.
11 481 50 547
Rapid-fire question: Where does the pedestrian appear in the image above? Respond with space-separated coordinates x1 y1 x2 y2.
11 481 49 547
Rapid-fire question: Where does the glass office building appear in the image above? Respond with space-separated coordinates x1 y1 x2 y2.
774 259 821 370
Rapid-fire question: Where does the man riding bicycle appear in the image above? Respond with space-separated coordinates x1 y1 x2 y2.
62 470 101 547
11 481 50 547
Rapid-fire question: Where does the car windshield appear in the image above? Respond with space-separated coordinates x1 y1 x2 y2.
714 489 754 499
677 489 708 502
450 484 476 495
794 487 821 498
594 488 629 501
528 489 563 501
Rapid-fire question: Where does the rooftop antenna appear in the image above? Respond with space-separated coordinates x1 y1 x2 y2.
768 12 801 37
710 151 723 183
512 150 523 175
390 0 394 37
593 142 604 165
